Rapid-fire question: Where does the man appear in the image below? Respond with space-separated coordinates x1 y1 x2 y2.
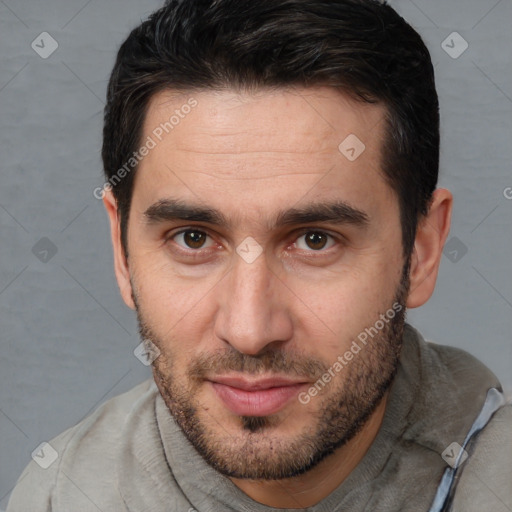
7 0 511 510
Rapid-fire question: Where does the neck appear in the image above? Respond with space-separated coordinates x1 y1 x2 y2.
230 390 389 508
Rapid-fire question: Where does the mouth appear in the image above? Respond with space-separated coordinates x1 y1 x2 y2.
207 375 309 416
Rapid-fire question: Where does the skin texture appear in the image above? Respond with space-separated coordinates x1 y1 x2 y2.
103 87 452 508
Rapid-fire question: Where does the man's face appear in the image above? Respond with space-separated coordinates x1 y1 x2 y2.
125 87 408 479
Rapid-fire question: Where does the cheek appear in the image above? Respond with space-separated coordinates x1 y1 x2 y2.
131 260 219 346
292 262 402 351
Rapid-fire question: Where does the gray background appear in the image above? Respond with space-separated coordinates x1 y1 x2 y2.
0 0 511 507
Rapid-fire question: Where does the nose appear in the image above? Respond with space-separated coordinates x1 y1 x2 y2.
213 249 293 355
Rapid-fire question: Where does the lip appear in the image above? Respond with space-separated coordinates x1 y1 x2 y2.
208 376 308 416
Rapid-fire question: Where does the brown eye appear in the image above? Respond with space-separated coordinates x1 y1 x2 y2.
305 232 327 250
184 230 206 248
174 230 212 249
295 231 335 251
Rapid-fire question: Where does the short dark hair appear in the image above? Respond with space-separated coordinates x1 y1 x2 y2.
102 0 439 257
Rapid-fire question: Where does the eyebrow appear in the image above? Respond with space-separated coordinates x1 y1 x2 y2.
143 198 370 229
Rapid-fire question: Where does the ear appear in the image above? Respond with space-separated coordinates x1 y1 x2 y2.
406 188 453 309
103 189 136 310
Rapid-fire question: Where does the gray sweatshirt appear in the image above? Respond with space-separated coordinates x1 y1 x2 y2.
7 324 512 511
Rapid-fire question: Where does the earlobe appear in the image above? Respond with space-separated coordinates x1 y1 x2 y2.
406 188 453 309
103 190 136 310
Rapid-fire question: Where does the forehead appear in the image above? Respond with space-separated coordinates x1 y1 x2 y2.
132 86 394 225
143 86 384 157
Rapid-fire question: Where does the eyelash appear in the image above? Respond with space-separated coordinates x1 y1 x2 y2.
165 228 340 255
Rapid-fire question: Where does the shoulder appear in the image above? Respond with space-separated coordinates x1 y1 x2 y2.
402 324 501 404
6 378 157 512
452 402 512 511
405 324 500 384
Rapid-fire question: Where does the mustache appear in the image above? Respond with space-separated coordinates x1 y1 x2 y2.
187 348 329 381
